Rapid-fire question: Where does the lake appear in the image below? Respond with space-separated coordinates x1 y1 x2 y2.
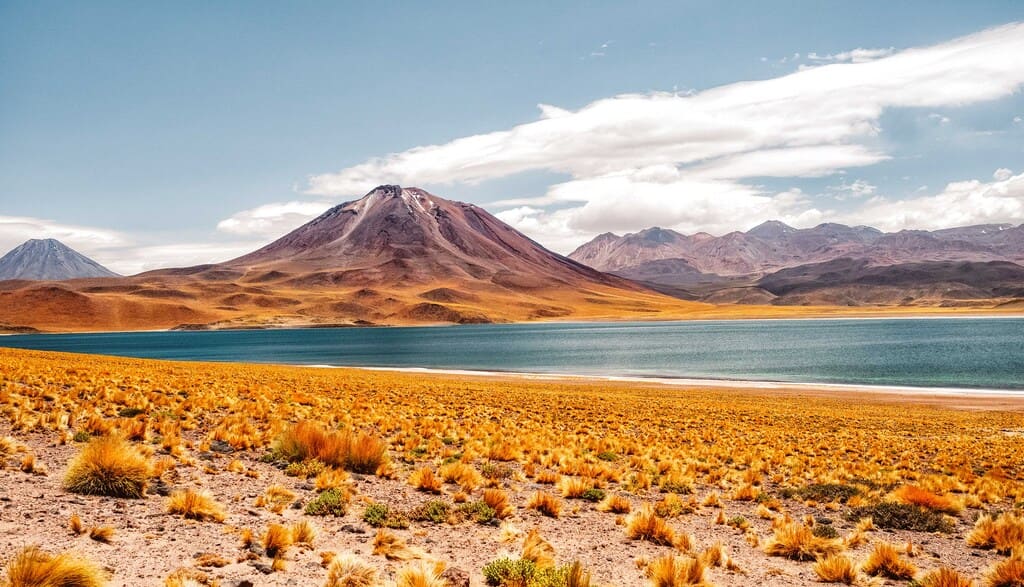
3 317 1024 391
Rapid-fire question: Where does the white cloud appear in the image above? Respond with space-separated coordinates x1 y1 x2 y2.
217 200 331 238
808 47 895 63
928 113 951 124
828 179 877 200
292 23 1024 251
994 168 1014 181
843 170 1024 231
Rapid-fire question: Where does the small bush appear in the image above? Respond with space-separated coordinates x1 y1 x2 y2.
305 488 348 517
285 459 326 478
457 501 497 524
363 503 409 529
793 483 861 503
483 557 536 586
892 485 962 514
63 435 150 498
812 524 839 539
580 488 606 503
411 500 450 524
846 502 954 533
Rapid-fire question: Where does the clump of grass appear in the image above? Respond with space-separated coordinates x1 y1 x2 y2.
892 485 963 514
2 546 106 587
325 554 377 587
284 459 326 478
408 467 443 494
166 488 226 522
396 561 447 587
847 502 955 533
68 513 84 535
63 435 150 498
262 523 293 558
526 492 562 518
625 505 676 546
88 525 114 543
764 523 843 561
813 554 857 584
522 529 555 569
917 567 975 587
861 542 917 580
558 477 592 499
363 502 410 529
968 512 1024 554
372 529 420 561
812 524 840 539
645 554 709 587
272 422 386 474
291 519 317 546
483 488 515 519
986 557 1024 587
165 567 217 586
597 494 631 514
305 487 348 517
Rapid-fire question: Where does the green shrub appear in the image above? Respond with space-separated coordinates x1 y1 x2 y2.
285 459 326 478
792 483 862 503
846 502 954 533
596 451 617 462
72 431 91 443
118 407 145 418
411 500 450 524
812 524 839 539
483 557 536 586
457 501 497 524
304 488 347 516
580 488 606 502
363 502 409 529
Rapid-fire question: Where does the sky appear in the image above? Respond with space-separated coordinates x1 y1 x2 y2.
1 1 1023 274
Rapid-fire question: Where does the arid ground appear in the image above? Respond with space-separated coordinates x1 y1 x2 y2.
1 348 1023 586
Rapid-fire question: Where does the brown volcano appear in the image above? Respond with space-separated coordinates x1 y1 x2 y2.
0 186 707 331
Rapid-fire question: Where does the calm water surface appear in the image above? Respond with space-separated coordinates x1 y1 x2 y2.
2 318 1023 390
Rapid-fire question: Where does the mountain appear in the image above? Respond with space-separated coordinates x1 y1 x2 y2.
568 221 1024 307
0 187 702 332
0 239 119 281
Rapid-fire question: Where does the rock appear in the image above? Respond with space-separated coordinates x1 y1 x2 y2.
236 582 254 587
341 524 366 534
815 516 833 525
440 567 470 587
251 562 273 575
209 440 234 453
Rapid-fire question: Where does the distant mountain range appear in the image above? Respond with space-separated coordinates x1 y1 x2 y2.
568 221 1024 306
0 186 693 332
0 238 119 281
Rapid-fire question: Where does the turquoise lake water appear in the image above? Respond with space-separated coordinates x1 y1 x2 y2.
2 318 1023 390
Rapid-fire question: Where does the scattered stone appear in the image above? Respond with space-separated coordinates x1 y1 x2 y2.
209 440 234 454
441 567 470 587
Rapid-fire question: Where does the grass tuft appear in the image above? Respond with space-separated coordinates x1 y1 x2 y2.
63 435 150 498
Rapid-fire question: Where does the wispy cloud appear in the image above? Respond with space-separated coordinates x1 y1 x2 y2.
294 23 1024 251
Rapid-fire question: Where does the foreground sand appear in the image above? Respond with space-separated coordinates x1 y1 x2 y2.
1 348 1023 586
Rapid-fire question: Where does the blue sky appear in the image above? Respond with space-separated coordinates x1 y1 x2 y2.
1 1 1023 273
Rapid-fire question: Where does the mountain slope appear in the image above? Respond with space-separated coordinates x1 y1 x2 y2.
0 187 707 331
0 239 119 281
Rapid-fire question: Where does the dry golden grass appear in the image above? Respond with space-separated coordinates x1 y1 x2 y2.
526 491 562 518
2 546 106 587
625 505 677 546
968 513 1024 554
764 523 842 561
63 435 150 498
522 528 556 569
408 467 443 494
372 529 420 561
68 513 84 535
483 488 515 519
918 567 976 587
893 485 963 514
861 542 918 580
166 488 226 522
262 523 293 558
597 494 632 514
395 561 447 587
985 557 1024 587
324 554 377 587
812 554 857 584
164 567 218 586
292 519 318 546
4 348 1024 585
88 525 115 543
645 554 711 587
